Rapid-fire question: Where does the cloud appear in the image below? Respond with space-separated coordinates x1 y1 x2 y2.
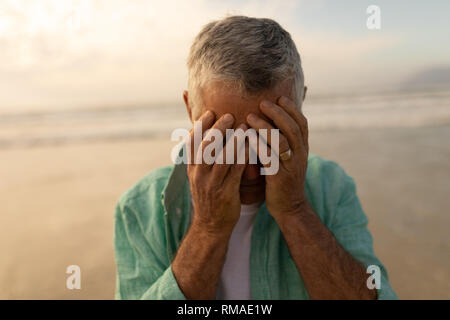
294 31 401 92
0 0 406 111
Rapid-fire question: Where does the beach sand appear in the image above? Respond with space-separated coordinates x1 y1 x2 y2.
1 125 449 299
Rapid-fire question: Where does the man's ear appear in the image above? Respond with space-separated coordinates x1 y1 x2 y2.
183 90 193 123
303 86 308 101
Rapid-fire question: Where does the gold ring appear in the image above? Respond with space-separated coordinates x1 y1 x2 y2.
280 149 292 161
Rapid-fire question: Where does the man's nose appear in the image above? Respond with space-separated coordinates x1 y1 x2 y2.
243 164 260 180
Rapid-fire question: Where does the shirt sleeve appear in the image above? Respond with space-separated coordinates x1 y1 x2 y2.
114 200 186 300
330 172 398 300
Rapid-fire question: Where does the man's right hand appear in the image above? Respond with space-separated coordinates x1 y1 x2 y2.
187 110 248 237
172 110 248 299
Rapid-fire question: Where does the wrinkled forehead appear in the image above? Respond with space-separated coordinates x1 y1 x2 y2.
199 80 293 127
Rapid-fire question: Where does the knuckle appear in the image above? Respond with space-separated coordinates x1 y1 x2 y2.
288 122 300 135
299 112 308 127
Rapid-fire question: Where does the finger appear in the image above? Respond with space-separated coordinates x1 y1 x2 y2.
199 113 235 167
276 96 309 152
225 137 249 191
246 113 290 154
259 99 303 152
188 110 215 164
212 123 247 183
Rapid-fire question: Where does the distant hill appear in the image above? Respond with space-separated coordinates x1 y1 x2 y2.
402 66 450 90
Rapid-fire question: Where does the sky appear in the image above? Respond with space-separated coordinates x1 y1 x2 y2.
0 0 449 112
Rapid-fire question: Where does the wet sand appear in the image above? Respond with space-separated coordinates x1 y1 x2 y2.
1 125 449 299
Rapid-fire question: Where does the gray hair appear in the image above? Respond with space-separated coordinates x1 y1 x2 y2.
187 15 304 118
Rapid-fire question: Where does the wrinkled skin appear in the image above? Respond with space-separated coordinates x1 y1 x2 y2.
183 79 308 227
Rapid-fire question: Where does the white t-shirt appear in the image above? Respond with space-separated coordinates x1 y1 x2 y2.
215 202 260 300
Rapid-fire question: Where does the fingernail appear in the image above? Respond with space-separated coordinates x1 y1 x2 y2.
247 113 256 122
261 100 273 108
238 123 248 130
223 113 234 123
204 110 213 118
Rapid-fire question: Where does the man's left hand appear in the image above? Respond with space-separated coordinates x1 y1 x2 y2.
246 95 309 221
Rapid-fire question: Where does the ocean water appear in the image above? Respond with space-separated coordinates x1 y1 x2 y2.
0 89 449 148
305 88 450 130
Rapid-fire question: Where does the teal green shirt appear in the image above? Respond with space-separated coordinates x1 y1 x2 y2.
114 153 397 300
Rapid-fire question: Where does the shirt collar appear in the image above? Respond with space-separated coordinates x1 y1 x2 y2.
161 161 189 216
162 142 191 215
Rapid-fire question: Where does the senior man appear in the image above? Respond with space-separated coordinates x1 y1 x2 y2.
114 16 397 300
